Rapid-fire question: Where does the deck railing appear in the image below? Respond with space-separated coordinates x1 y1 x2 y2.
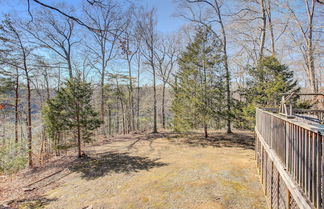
255 108 324 209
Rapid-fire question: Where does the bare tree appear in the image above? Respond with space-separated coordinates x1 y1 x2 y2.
120 7 139 132
27 0 105 32
1 18 34 167
25 8 77 78
31 58 56 158
137 8 158 133
135 45 142 131
154 34 178 129
284 0 319 93
84 1 124 135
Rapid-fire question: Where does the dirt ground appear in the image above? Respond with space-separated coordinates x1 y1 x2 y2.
1 131 267 209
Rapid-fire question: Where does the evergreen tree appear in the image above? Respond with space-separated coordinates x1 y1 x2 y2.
43 78 102 157
244 56 298 106
0 77 15 95
238 56 299 129
171 27 226 137
0 77 15 104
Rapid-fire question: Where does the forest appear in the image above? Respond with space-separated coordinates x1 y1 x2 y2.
0 1 323 207
0 0 322 172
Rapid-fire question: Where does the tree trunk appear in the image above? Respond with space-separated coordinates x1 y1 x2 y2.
22 48 32 166
306 0 317 93
26 75 33 167
204 122 208 138
308 55 317 93
266 0 275 56
108 104 112 136
67 56 73 79
224 37 231 133
151 45 158 133
121 99 126 134
220 17 232 134
208 0 232 134
161 82 166 129
152 63 158 133
137 56 141 131
100 71 106 135
76 105 81 158
15 67 19 143
44 70 50 154
259 0 267 57
127 59 135 132
202 35 208 138
116 98 120 134
15 24 33 167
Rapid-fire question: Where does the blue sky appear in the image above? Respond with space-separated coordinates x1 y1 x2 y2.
0 0 186 85
136 0 185 32
0 0 185 33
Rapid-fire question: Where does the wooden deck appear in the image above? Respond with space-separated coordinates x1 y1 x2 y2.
255 108 324 209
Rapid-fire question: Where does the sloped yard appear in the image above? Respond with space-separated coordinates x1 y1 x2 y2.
2 131 267 209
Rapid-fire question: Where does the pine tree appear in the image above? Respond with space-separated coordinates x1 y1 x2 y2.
238 56 299 129
244 56 299 106
43 78 102 157
171 27 226 137
0 77 15 95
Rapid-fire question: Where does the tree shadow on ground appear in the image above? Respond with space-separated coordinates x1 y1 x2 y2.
11 197 58 209
127 132 168 150
166 131 255 150
69 152 167 180
26 156 76 174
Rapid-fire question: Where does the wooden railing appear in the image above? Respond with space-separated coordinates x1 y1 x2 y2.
293 109 324 124
255 108 324 209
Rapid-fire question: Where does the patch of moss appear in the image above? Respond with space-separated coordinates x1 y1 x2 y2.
220 179 246 192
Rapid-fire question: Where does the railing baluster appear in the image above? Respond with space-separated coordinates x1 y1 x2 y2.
298 126 302 185
311 132 315 203
321 135 324 209
305 130 308 198
309 130 312 200
316 133 321 208
302 128 305 192
293 124 296 180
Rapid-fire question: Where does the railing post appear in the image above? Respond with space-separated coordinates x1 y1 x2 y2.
322 135 324 209
316 132 321 208
286 122 289 169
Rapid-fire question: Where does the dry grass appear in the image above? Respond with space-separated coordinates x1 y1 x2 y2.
1 130 267 209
